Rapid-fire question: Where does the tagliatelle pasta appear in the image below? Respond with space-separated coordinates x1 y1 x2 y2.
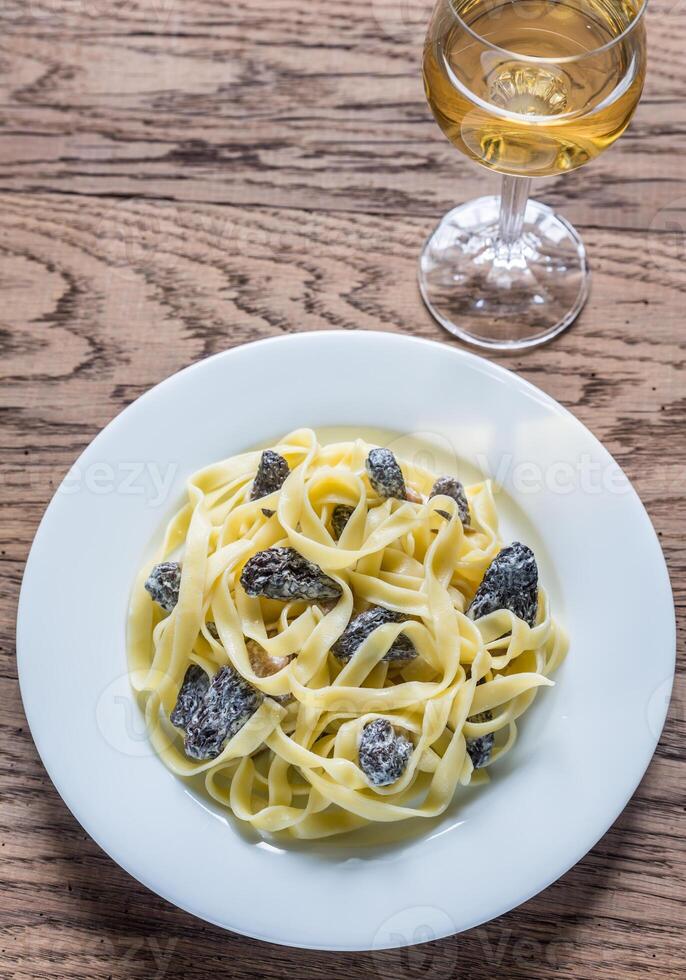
127 428 567 839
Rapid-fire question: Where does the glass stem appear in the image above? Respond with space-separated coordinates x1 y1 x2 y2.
498 175 531 246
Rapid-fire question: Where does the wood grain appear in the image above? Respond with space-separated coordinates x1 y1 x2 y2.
0 0 684 977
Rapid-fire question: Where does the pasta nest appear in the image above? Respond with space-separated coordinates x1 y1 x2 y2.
128 429 567 839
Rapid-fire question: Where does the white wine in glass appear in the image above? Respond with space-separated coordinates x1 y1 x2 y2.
419 0 647 349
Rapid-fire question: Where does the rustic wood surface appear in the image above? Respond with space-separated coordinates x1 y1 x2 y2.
1 0 684 977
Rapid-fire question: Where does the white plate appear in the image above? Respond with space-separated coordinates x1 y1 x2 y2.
17 331 675 951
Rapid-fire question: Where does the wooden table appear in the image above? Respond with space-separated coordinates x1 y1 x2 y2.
1 1 683 976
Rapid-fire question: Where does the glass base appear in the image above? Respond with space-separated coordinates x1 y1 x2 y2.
418 195 590 351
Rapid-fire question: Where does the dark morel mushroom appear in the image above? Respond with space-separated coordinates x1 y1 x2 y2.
465 710 495 770
331 504 355 541
145 561 182 612
365 448 407 500
240 547 342 601
468 542 538 627
332 606 417 663
170 665 210 729
250 449 289 502
359 718 413 787
182 665 263 761
429 477 471 526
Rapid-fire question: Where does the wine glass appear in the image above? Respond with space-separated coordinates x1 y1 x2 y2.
420 0 647 350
